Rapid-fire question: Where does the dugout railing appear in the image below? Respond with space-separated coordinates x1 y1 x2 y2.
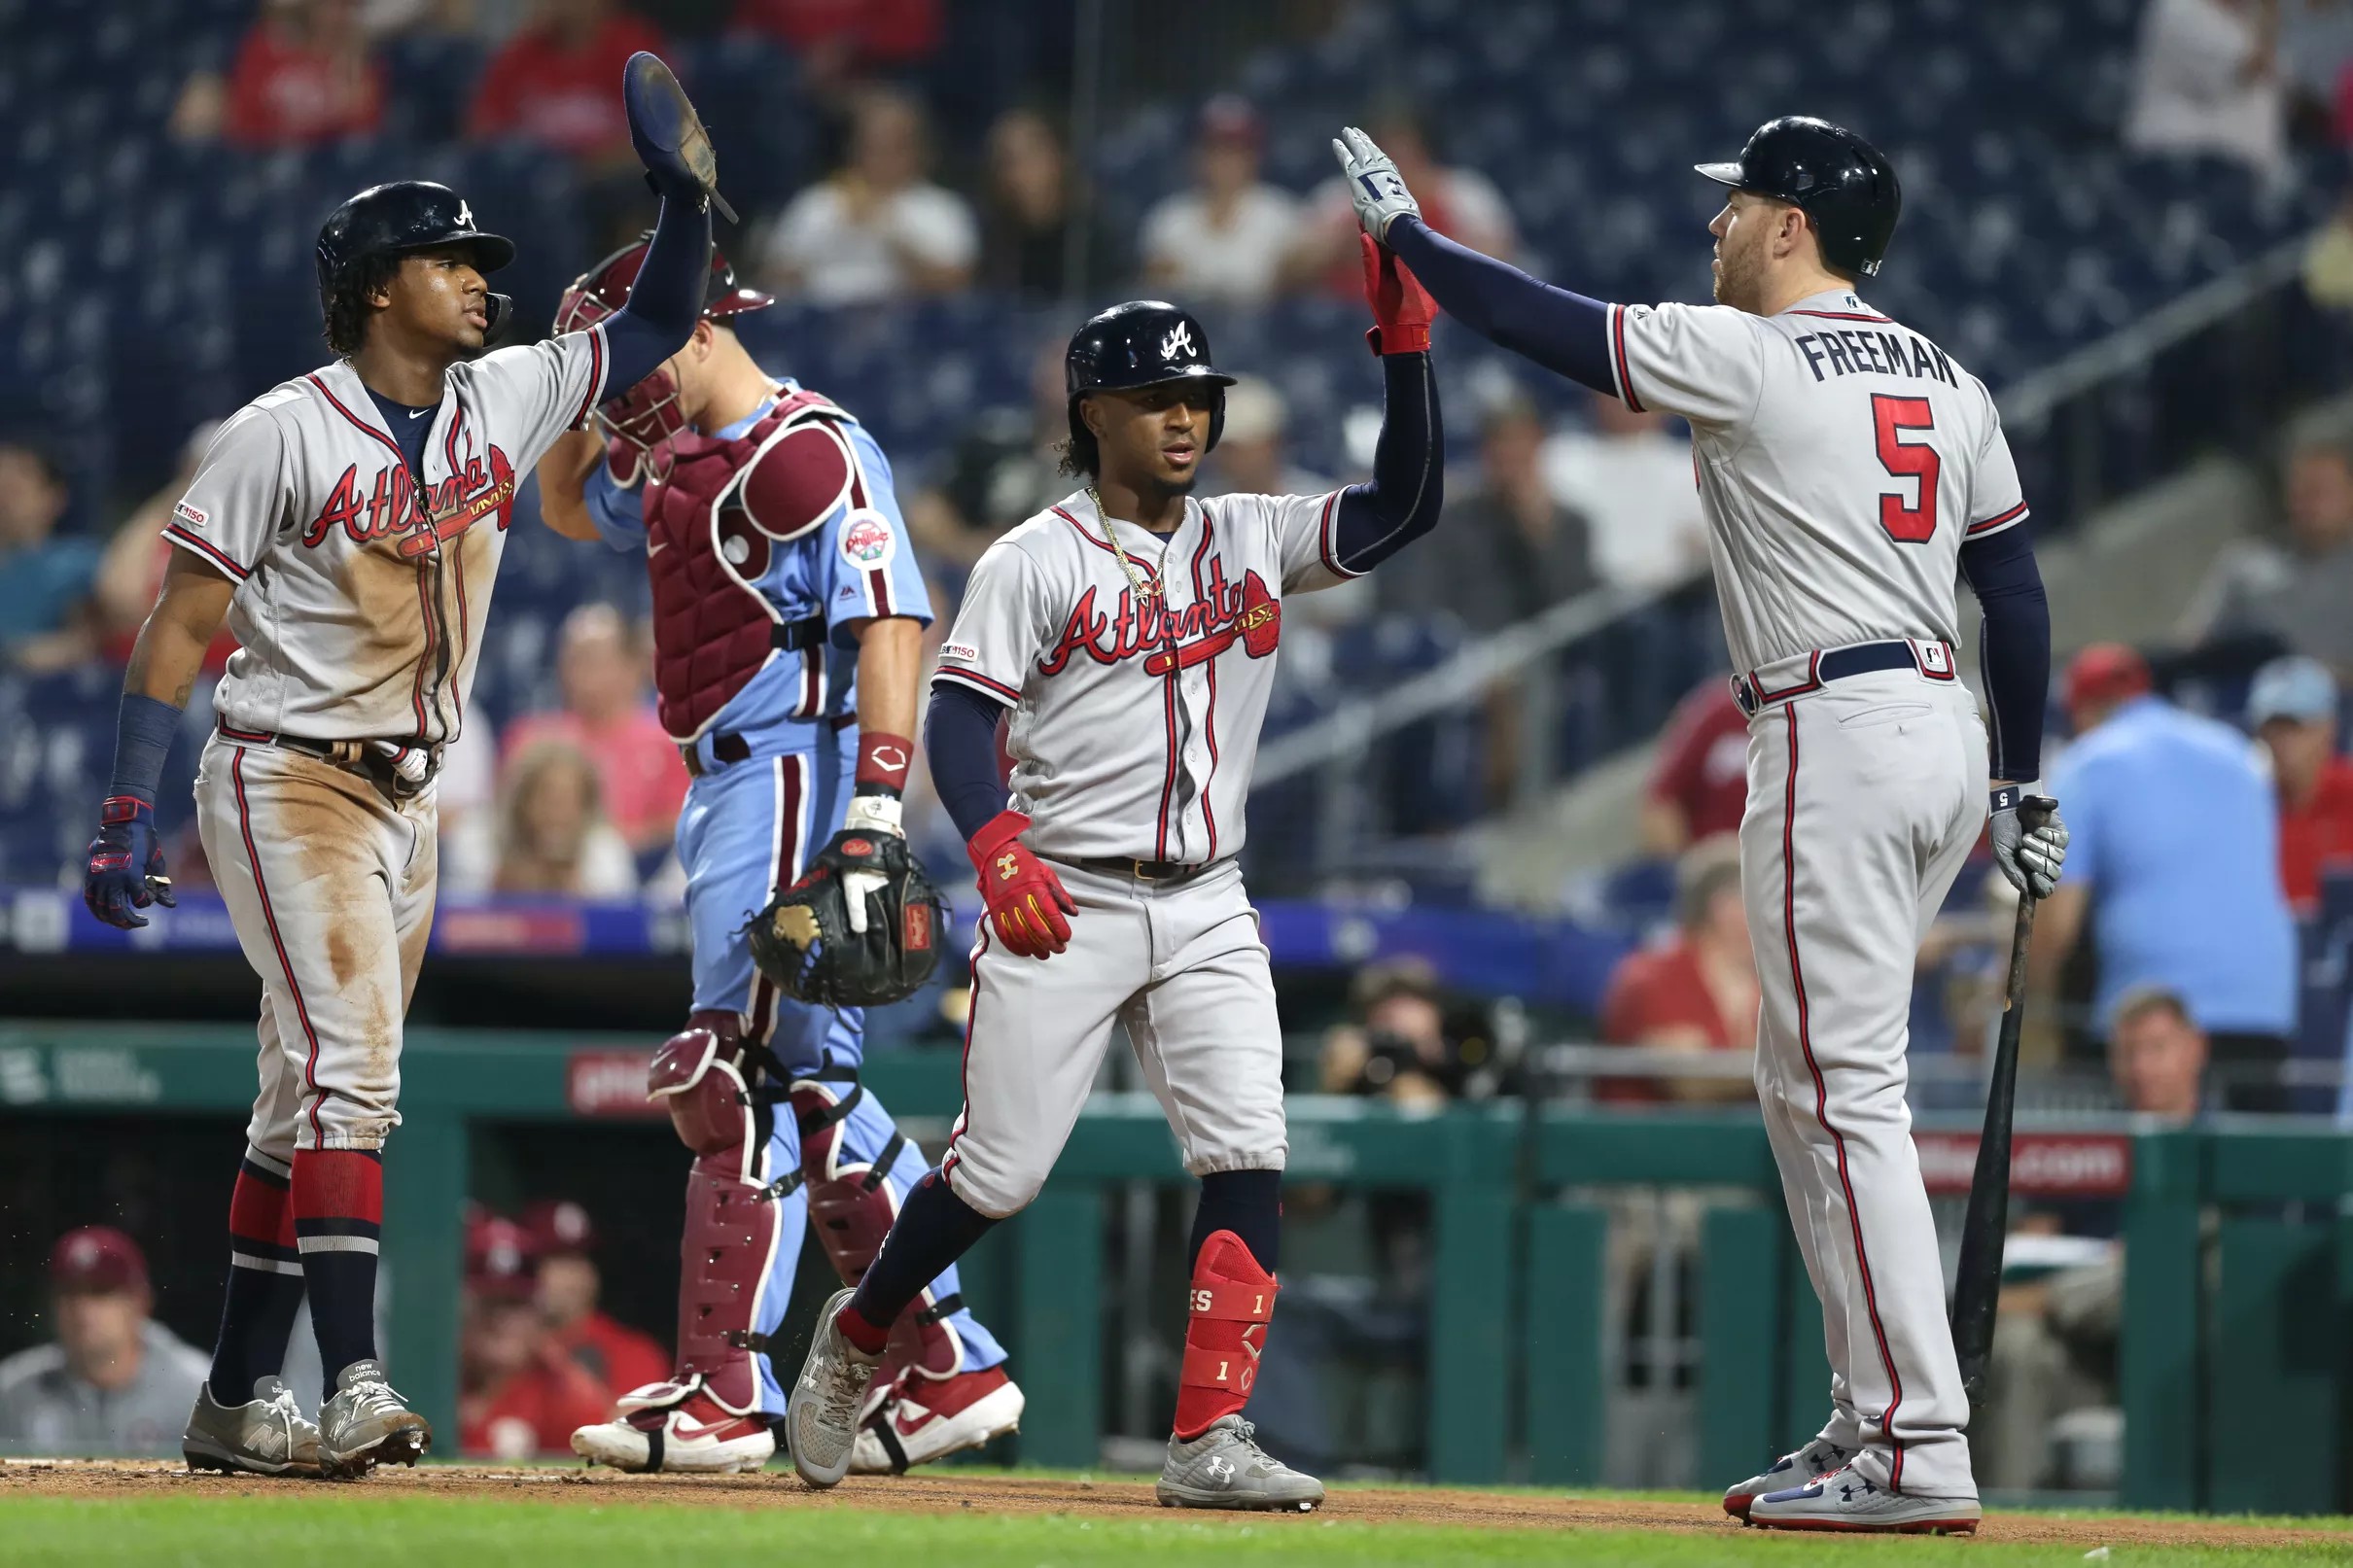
5 1022 2350 1511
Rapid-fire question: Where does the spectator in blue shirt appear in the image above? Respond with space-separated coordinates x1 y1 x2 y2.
0 440 101 672
2033 644 2297 1111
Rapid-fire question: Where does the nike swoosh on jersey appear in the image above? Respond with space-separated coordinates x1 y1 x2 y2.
407 408 430 419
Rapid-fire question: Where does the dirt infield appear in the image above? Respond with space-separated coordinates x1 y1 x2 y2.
1 1458 2340 1551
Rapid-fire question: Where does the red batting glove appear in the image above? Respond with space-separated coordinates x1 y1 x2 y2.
1360 232 1435 357
966 810 1076 958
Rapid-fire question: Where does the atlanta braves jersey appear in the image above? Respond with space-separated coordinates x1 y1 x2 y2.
933 487 1355 864
162 326 613 744
1602 287 2025 672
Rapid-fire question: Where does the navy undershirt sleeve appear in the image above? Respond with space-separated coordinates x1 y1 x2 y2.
1330 350 1444 572
1958 524 2050 784
602 193 712 393
1384 216 1617 394
926 681 1012 844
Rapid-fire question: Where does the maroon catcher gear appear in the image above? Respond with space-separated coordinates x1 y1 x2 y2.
787 1066 963 1405
640 1009 788 1418
641 387 882 742
554 234 774 453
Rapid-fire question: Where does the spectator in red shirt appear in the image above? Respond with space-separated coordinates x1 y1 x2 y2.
519 1201 669 1401
458 1215 614 1459
2248 653 2353 913
1598 835 1758 1104
1641 677 1750 857
731 0 941 84
503 605 687 857
195 0 385 149
467 0 667 162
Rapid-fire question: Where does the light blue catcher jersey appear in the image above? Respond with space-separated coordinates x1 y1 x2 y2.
587 380 934 754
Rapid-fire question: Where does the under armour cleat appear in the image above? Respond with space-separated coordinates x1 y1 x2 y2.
1745 1465 1981 1534
1722 1433 1854 1519
573 1388 776 1474
184 1376 323 1478
850 1365 1025 1475
317 1359 431 1480
787 1289 881 1488
1154 1415 1324 1512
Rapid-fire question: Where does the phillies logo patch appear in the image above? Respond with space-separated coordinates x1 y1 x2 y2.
840 508 896 567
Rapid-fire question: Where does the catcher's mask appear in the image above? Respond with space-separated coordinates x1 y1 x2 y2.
554 235 773 453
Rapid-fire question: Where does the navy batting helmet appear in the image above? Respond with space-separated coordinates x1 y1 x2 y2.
315 181 515 350
1695 117 1901 279
1065 300 1237 458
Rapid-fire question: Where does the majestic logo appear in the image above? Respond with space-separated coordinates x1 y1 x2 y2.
1037 560 1281 677
300 444 517 556
1160 322 1197 362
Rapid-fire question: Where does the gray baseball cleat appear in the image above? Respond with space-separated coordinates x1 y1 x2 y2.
1154 1416 1324 1512
1722 1434 1852 1519
317 1359 431 1480
1745 1465 1981 1534
184 1376 323 1477
787 1288 882 1488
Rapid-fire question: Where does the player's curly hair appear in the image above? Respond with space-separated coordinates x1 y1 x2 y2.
1057 396 1099 478
322 253 405 359
1054 430 1098 479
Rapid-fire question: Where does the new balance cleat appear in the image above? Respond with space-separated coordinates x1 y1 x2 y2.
184 1376 322 1478
317 1359 431 1480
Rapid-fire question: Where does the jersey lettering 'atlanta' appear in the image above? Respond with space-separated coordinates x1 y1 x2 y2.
163 326 612 745
1602 288 2025 672
934 486 1356 864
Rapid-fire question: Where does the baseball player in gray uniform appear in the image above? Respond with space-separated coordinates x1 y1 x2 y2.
1333 118 2069 1532
787 251 1443 1509
79 57 727 1480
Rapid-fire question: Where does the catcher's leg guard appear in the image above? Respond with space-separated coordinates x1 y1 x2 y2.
650 1011 791 1417
789 1066 963 1391
1174 1229 1278 1440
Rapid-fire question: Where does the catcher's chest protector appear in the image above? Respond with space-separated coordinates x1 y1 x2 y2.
644 388 849 740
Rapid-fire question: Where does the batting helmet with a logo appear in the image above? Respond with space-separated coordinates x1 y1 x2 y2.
1064 300 1238 458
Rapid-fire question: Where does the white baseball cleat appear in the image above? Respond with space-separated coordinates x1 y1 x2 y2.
183 1376 323 1477
1744 1465 1981 1534
787 1288 881 1488
572 1389 776 1474
849 1366 1025 1475
1721 1434 1853 1519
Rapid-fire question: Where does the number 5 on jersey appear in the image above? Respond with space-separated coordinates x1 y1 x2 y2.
1872 393 1939 544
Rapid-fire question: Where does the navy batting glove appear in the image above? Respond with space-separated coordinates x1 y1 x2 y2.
84 796 175 929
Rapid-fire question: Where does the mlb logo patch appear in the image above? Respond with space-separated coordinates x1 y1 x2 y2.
174 500 209 529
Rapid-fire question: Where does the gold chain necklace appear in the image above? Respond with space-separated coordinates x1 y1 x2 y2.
1089 487 1179 620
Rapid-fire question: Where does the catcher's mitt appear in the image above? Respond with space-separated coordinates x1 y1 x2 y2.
749 831 945 1008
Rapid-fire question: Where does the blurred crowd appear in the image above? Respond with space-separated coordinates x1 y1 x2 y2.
0 1202 658 1460
458 1200 664 1459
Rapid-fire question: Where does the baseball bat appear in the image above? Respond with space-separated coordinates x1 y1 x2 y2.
1949 805 2050 1407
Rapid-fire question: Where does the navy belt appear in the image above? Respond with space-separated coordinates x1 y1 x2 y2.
1732 640 1952 717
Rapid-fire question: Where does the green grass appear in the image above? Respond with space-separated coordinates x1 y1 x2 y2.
6 1495 2353 1568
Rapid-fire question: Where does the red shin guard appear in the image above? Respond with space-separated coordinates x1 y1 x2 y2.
1174 1229 1277 1440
